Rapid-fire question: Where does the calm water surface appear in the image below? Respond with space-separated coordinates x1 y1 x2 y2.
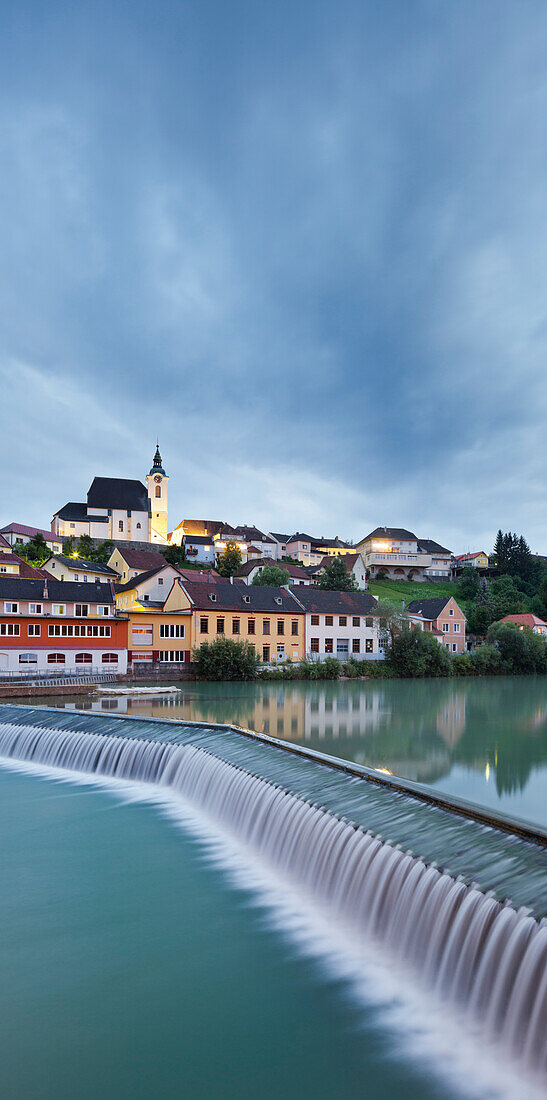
30 674 547 828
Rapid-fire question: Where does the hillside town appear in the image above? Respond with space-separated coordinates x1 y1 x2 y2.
0 445 545 679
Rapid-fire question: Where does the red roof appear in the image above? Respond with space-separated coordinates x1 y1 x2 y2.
0 523 62 542
177 567 222 583
0 534 11 550
454 552 487 562
501 614 547 628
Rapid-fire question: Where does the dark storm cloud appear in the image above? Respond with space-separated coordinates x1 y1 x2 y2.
0 1 546 550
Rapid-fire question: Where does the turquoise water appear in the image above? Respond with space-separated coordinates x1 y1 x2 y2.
0 765 451 1100
33 675 547 827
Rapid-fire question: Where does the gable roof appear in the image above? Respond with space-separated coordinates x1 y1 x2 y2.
418 539 452 555
287 533 315 543
112 548 166 571
179 580 303 613
359 527 417 543
311 537 352 550
184 534 214 545
318 553 361 570
179 519 229 537
87 477 150 512
234 557 309 580
454 552 488 562
406 597 453 620
231 525 274 544
269 533 290 543
0 576 115 602
501 614 547 628
46 555 118 576
176 567 222 583
0 523 64 543
291 589 378 614
0 534 11 550
6 554 47 579
54 502 109 523
115 566 173 592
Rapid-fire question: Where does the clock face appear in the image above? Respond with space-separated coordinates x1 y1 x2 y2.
154 475 162 483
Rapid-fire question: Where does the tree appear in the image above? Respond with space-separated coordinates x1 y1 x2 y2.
62 536 76 557
466 603 493 637
77 534 94 560
192 637 259 680
532 575 547 620
489 575 528 619
319 557 357 591
373 598 406 649
458 565 481 601
486 622 547 675
252 565 290 586
16 533 49 564
216 540 242 577
162 543 188 568
389 626 452 678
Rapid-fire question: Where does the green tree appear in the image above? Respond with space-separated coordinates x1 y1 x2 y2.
486 622 547 675
466 603 493 636
162 543 188 567
91 540 115 564
389 627 452 678
20 533 49 564
458 565 481 601
62 536 76 557
489 575 528 619
531 575 547 620
77 534 94 560
319 557 356 591
192 636 259 680
216 540 242 578
252 565 290 586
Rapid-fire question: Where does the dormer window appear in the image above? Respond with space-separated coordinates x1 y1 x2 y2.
209 593 217 602
274 597 282 605
243 595 250 604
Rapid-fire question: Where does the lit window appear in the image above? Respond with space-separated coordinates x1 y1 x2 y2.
325 638 333 653
365 639 373 653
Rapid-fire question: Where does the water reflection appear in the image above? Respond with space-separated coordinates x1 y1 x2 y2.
31 675 547 825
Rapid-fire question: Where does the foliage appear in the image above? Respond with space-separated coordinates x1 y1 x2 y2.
486 622 547 675
259 658 342 681
216 540 242 577
318 557 357 591
466 603 493 637
192 637 259 680
450 652 475 677
13 533 49 565
162 542 188 567
90 540 115 564
252 565 290 586
388 627 452 678
77 534 94 559
373 598 405 648
488 575 529 619
457 565 481 601
469 643 503 676
531 575 547 621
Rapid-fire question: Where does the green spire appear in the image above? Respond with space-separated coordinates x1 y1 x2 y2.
149 441 166 476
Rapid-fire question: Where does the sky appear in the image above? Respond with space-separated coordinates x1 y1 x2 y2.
1 0 546 553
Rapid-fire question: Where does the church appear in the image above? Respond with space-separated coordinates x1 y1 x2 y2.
51 445 169 545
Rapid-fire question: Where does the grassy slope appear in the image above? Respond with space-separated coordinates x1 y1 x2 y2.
368 578 463 605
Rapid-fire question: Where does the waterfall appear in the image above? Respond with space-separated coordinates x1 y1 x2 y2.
0 718 545 1086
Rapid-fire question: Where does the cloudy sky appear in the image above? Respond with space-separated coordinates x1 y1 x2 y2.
1 1 546 552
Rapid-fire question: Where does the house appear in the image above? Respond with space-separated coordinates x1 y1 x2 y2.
107 547 167 583
115 565 182 611
165 579 305 664
124 605 192 667
268 533 291 558
183 534 216 565
500 614 547 636
285 534 318 566
355 527 452 580
0 523 64 554
51 444 169 545
43 555 119 585
0 537 47 579
313 554 368 590
310 536 355 558
169 519 232 546
0 576 127 674
453 551 489 571
291 589 381 661
233 557 311 586
213 525 277 563
406 596 466 653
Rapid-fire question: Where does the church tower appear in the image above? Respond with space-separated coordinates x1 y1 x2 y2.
146 442 169 544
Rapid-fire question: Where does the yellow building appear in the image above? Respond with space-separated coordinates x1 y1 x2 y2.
165 578 305 663
126 607 192 666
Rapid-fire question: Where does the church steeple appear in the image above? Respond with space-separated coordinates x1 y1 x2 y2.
149 440 166 476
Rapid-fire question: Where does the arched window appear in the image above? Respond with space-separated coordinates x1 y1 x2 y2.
102 652 118 663
155 485 161 498
136 522 141 529
47 653 65 664
19 652 38 664
75 652 92 664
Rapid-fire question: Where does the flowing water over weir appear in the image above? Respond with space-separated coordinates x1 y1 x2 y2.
0 706 546 1091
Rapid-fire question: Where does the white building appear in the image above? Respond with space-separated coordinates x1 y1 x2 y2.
292 589 383 661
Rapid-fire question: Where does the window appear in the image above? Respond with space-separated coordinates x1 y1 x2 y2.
158 577 164 586
352 616 360 627
19 652 37 664
442 622 449 632
325 638 333 653
243 594 250 604
29 603 42 615
365 617 373 628
136 523 141 530
0 623 20 636
262 645 270 662
310 638 319 653
310 614 319 626
28 624 41 637
70 523 75 529
449 608 454 616
263 619 270 635
277 620 284 635
102 653 118 663
339 616 347 626
291 620 298 636
75 605 89 617
53 604 66 615
452 643 457 652
365 639 373 653
159 650 186 662
47 653 65 664
132 626 153 645
454 623 460 633
200 617 209 634
352 638 360 653
155 485 161 498
75 653 92 663
118 521 124 532
337 639 349 655
248 619 255 635
73 574 79 581
95 577 101 584
325 615 333 626
274 597 282 606
160 624 185 638
232 619 240 635
98 606 110 616
4 602 18 613
216 618 225 634
209 593 217 602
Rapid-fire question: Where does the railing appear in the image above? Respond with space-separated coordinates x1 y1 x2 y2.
0 668 118 684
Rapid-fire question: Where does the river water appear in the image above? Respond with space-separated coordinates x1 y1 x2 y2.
33 674 547 828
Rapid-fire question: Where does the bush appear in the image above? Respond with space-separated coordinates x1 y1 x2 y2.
470 643 503 675
192 637 260 680
388 627 452 678
485 622 547 675
450 652 475 677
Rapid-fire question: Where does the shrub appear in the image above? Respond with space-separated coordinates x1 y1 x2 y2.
450 652 475 677
470 643 503 675
388 627 452 678
192 637 259 680
485 622 547 675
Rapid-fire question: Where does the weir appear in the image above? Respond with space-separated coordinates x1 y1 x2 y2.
0 705 545 1087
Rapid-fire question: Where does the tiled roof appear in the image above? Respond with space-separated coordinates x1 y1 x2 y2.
115 566 170 592
234 558 309 579
454 552 488 561
179 580 303 613
231 525 274 543
47 555 118 576
0 576 114 602
501 614 547 628
406 597 453 620
287 533 315 543
312 537 352 550
418 540 452 555
291 589 377 614
269 533 290 543
10 555 47 579
54 502 109 522
114 548 167 570
87 477 149 512
0 534 11 550
180 520 230 537
177 567 222 583
184 535 214 545
0 523 64 542
359 527 417 543
318 554 360 570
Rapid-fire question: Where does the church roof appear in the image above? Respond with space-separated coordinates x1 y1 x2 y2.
87 478 150 512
